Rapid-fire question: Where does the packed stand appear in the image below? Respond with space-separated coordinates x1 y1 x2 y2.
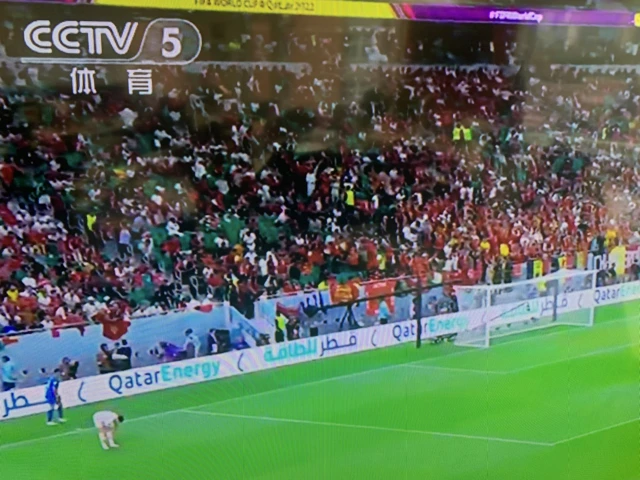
0 19 638 336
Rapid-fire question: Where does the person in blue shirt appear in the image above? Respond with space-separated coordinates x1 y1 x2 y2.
45 369 66 426
1 356 18 391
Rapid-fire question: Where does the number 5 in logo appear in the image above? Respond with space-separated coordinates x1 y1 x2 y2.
162 27 182 59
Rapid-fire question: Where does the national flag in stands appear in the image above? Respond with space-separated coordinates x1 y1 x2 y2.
51 314 86 338
1 336 18 347
329 279 360 304
364 280 397 316
100 318 131 341
195 304 214 313
276 303 300 319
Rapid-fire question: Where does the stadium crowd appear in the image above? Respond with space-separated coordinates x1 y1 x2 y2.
0 18 639 335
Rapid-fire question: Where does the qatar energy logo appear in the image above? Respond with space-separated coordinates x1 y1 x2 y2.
108 361 221 396
21 18 202 65
593 281 640 305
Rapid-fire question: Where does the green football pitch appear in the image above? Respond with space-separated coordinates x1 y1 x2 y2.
1 301 639 480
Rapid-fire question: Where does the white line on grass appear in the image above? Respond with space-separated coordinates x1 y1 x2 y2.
553 417 640 445
181 409 555 447
0 364 412 453
408 315 640 372
411 314 637 368
403 364 506 375
0 429 83 451
505 342 639 374
404 342 638 376
0 314 636 452
0 409 182 452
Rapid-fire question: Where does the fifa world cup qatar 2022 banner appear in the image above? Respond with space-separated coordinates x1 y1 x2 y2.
2 280 639 422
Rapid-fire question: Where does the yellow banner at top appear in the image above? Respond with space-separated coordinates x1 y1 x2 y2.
94 0 397 19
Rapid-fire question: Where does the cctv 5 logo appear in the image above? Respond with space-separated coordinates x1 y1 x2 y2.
20 19 201 65
24 20 139 56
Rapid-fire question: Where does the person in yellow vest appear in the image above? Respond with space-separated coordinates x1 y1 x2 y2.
557 256 567 269
6 285 19 303
605 227 617 248
452 123 463 146
377 251 386 272
462 126 473 142
275 312 288 343
345 184 356 221
86 212 100 247
345 185 355 207
86 213 96 232
533 259 544 277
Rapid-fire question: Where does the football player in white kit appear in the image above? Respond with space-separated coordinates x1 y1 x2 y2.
93 410 124 450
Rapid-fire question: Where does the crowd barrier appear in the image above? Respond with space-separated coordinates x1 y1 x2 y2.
255 285 447 335
0 304 238 388
551 64 640 74
2 280 639 422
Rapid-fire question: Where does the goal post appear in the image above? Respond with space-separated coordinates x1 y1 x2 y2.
452 269 597 348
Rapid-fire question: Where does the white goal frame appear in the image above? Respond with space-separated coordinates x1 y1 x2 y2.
452 269 598 349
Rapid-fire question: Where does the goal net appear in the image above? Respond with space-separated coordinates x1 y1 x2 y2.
452 269 597 348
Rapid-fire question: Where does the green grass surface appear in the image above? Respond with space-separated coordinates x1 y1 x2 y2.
1 301 639 480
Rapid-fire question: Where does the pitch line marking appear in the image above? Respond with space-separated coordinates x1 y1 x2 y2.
181 409 555 447
408 342 639 376
504 342 639 374
553 417 640 445
403 364 506 374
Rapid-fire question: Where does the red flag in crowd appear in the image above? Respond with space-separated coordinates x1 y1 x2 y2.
1 337 19 346
195 304 214 313
329 279 360 304
91 305 131 341
93 310 130 341
364 280 397 316
276 303 299 319
50 313 86 338
100 318 131 341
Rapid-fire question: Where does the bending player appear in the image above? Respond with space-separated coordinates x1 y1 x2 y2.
45 370 66 426
93 410 124 450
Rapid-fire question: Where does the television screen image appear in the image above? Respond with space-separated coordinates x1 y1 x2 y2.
0 0 639 479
